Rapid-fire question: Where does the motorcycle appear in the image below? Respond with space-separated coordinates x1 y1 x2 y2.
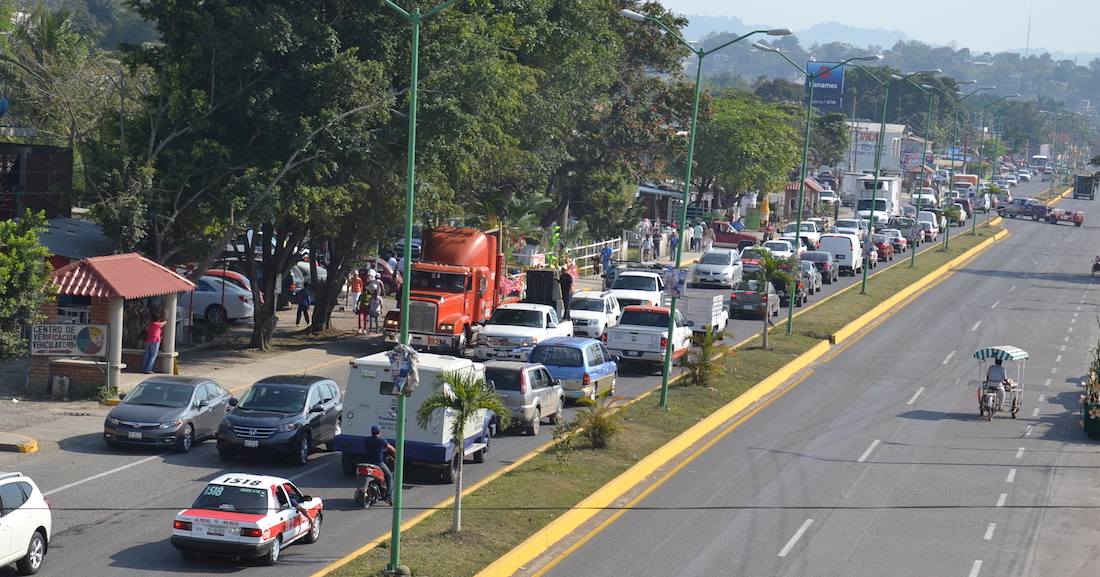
353 452 395 508
1092 261 1100 278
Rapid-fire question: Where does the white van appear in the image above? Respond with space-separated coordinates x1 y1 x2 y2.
332 352 495 483
817 234 863 276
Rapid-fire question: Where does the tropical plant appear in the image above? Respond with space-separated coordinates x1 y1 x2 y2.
554 388 628 455
746 250 792 349
679 326 732 386
415 369 511 533
0 211 56 360
941 204 963 249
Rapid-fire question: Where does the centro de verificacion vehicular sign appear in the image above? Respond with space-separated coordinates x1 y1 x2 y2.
31 323 109 356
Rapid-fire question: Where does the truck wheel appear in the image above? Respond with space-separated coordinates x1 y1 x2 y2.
442 454 460 484
525 408 540 436
1032 214 1040 221
549 399 563 424
452 330 468 356
474 429 490 462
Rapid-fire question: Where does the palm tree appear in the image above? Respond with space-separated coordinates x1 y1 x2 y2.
747 250 792 349
941 204 963 250
415 369 511 533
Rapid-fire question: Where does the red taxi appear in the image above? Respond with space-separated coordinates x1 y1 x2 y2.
171 473 322 565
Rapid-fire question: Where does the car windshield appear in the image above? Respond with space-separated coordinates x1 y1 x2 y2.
570 298 605 312
409 270 467 292
611 276 657 291
699 252 733 265
191 484 268 515
488 308 542 327
835 220 858 229
618 310 670 328
485 367 524 391
528 345 583 368
763 241 791 252
124 382 194 407
734 280 764 292
784 222 816 233
802 252 827 263
238 384 306 413
800 262 814 272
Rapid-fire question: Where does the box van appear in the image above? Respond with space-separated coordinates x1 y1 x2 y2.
817 234 863 276
333 352 495 483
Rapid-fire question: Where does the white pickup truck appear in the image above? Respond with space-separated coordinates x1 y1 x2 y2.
609 270 665 308
604 305 693 367
473 303 573 361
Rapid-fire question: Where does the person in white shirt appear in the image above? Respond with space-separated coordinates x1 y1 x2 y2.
985 358 1009 409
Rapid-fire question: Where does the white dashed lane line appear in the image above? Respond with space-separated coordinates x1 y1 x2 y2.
778 519 814 557
984 523 996 540
1015 447 1025 459
1006 469 1016 483
857 440 880 463
907 387 924 405
997 493 1008 507
971 322 981 332
943 351 956 365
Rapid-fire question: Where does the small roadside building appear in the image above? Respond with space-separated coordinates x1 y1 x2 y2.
30 254 196 397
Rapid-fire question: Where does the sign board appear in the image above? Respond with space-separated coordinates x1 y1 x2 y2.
809 97 843 109
31 323 109 356
664 268 690 299
805 62 845 96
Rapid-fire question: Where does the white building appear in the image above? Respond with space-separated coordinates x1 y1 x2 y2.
845 120 908 174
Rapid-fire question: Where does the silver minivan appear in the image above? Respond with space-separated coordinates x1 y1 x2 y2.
484 361 563 436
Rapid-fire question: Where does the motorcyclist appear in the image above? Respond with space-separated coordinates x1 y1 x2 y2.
985 358 1009 410
362 424 396 505
1093 255 1100 271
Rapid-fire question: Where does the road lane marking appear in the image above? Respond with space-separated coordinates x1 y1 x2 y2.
943 351 956 364
984 523 996 540
1033 408 1041 417
778 519 814 557
997 493 1007 507
1045 378 1051 387
1068 327 1074 333
1007 469 1016 483
1038 395 1045 402
1010 285 1016 292
1025 425 1034 436
971 321 981 332
1056 355 1062 362
907 387 924 405
857 439 881 463
1015 447 1025 458
1072 318 1077 324
1051 367 1058 374
970 560 982 577
1074 312 1079 317
991 301 999 308
44 453 167 496
1065 337 1070 342
1061 345 1066 351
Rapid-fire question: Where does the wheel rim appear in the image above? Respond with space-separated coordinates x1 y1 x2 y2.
207 306 225 324
28 535 43 569
334 419 342 437
299 437 310 464
270 537 281 563
530 409 539 435
309 516 321 540
181 426 193 451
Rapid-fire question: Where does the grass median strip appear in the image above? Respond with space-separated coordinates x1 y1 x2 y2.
327 226 1002 577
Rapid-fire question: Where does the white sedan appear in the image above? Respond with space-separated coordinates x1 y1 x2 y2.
178 276 255 323
171 473 322 565
762 239 801 260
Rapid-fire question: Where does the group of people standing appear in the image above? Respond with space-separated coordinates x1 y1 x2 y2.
640 221 716 261
349 268 386 334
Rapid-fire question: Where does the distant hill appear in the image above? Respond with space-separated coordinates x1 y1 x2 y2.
678 15 1100 62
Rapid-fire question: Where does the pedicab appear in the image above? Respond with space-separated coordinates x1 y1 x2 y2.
973 346 1027 420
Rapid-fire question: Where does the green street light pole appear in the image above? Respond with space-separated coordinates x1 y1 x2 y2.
928 83 991 250
381 0 463 569
850 66 940 294
619 8 790 408
753 45 881 333
895 77 937 268
973 94 1019 235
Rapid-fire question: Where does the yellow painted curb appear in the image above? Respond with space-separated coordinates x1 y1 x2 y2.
830 228 1007 345
475 339 833 577
0 434 38 453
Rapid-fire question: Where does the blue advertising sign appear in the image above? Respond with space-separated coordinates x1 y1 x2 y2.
808 97 843 109
805 62 845 96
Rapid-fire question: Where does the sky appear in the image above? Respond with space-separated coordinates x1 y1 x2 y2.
656 0 1096 57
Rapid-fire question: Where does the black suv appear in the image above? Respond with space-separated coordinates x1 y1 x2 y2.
216 376 343 465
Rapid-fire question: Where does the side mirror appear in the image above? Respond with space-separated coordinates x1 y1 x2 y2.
228 397 239 407
198 399 210 408
118 393 127 401
547 321 558 329
310 403 324 413
686 320 696 327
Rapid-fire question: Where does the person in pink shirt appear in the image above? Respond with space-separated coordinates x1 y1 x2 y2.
142 312 168 374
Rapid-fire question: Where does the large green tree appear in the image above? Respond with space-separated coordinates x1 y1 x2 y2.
0 211 55 360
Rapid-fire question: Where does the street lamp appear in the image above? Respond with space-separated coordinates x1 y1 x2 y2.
928 82 993 250
382 0 463 569
894 76 937 268
850 66 941 294
973 94 1019 235
619 8 790 408
753 44 881 333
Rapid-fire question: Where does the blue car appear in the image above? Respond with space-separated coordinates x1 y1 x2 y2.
527 337 618 402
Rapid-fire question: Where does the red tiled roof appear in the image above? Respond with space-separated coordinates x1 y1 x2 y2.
784 178 824 192
51 253 196 299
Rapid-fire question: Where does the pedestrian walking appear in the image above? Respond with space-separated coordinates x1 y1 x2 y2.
347 272 364 311
558 267 574 319
357 292 371 333
684 225 695 254
295 282 312 327
702 225 715 252
641 235 654 261
652 228 663 259
368 290 383 333
600 246 614 274
732 216 746 232
668 230 679 260
693 222 704 251
141 312 168 374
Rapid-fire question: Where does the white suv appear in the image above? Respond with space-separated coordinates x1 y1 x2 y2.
568 291 621 338
0 472 51 575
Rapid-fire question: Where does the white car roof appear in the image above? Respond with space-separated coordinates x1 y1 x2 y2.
209 472 292 487
496 302 554 311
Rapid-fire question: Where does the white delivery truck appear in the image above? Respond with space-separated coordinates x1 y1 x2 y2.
667 293 729 336
332 352 495 483
854 174 903 227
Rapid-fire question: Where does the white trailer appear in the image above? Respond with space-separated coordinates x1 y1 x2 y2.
332 352 494 483
855 174 903 227
668 293 729 336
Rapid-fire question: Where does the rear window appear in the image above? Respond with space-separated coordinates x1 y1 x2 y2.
618 310 670 328
529 345 583 368
191 484 269 515
485 368 522 391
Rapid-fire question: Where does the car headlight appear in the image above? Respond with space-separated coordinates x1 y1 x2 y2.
520 336 537 347
279 422 300 432
107 416 120 426
476 335 488 345
439 323 454 332
384 318 399 328
221 417 232 428
159 420 183 429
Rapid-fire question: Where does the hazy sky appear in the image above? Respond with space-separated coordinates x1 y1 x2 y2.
657 0 1096 56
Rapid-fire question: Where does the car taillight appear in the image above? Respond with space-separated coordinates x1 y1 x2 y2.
241 527 263 538
519 371 528 394
174 520 192 531
583 373 591 388
43 497 51 509
660 336 668 348
601 333 608 343
239 295 250 303
761 294 768 301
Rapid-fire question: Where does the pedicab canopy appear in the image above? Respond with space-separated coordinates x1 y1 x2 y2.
972 346 1029 362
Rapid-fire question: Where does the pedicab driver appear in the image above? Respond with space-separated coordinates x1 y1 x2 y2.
985 358 1010 409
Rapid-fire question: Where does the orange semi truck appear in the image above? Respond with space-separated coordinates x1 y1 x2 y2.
383 227 519 354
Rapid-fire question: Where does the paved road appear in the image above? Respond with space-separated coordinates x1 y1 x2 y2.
532 183 1100 577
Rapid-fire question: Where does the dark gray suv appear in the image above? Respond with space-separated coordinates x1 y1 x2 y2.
216 376 343 465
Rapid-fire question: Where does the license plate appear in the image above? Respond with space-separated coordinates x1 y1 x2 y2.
128 431 142 439
742 305 756 310
206 525 224 536
244 440 259 448
625 350 642 357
